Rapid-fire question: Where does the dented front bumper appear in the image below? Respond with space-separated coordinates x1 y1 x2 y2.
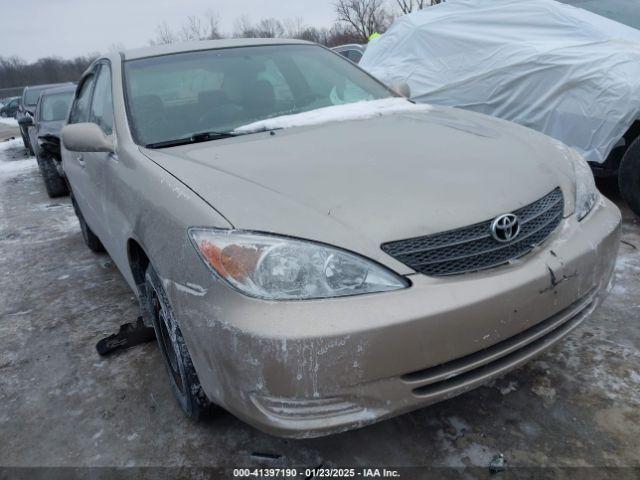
169 195 621 438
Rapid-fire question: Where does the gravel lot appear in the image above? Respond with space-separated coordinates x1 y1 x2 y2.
0 123 639 474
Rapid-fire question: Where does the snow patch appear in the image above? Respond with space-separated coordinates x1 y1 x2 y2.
0 117 18 127
0 140 36 177
234 98 433 134
0 137 26 152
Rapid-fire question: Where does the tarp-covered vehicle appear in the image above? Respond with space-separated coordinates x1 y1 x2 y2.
360 0 640 215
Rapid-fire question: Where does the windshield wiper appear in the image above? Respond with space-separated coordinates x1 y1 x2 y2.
145 130 243 149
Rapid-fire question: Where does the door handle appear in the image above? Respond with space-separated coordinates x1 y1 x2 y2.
76 155 86 167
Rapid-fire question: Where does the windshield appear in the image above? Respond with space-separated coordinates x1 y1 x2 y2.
40 92 74 121
123 44 393 146
24 86 51 107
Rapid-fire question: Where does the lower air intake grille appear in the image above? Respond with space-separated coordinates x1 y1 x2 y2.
381 188 564 276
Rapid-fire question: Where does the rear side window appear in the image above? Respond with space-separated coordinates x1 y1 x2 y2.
347 50 363 63
69 75 96 124
24 88 45 107
90 64 114 135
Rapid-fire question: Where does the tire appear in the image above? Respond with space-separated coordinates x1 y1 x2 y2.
143 264 214 420
619 136 640 217
36 155 69 198
70 196 105 253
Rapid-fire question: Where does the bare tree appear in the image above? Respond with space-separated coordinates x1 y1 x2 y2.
180 15 206 41
153 21 178 45
335 0 391 42
108 43 126 53
233 15 254 37
255 18 285 38
233 16 285 38
204 10 223 39
282 17 307 39
0 54 97 89
396 0 443 14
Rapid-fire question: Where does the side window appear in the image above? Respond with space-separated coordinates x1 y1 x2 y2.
348 50 363 63
90 64 114 135
69 74 96 124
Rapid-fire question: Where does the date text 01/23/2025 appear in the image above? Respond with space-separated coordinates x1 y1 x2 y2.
233 468 401 478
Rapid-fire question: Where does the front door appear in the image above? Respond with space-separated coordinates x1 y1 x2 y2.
64 71 100 230
85 62 124 268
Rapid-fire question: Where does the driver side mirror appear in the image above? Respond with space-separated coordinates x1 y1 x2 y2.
390 82 411 99
62 123 114 153
18 116 33 126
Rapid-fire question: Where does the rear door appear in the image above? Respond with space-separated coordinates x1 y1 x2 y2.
64 70 100 229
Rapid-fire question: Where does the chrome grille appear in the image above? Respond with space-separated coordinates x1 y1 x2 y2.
381 188 564 276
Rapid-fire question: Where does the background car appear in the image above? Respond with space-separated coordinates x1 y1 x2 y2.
26 85 75 197
17 82 73 154
0 96 20 118
332 44 366 63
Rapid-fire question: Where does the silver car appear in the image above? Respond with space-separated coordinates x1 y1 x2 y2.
61 39 621 438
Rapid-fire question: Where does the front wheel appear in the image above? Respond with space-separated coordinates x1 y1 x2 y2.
619 136 640 217
70 196 105 253
143 264 214 420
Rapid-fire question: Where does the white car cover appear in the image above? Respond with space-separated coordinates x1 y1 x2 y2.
360 0 640 164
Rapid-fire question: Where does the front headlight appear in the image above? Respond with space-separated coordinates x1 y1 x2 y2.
189 229 409 300
569 148 598 221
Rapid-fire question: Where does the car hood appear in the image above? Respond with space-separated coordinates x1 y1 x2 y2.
141 106 576 273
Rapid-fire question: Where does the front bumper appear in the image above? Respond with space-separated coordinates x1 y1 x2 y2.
170 195 621 438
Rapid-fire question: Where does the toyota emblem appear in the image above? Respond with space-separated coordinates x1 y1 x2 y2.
490 213 521 243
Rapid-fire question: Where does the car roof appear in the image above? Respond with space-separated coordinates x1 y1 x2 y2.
40 85 76 97
122 38 314 60
333 44 366 51
24 82 73 92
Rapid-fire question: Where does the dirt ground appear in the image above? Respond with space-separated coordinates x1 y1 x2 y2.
0 123 639 473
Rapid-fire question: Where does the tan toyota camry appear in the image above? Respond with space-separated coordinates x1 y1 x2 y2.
61 39 621 438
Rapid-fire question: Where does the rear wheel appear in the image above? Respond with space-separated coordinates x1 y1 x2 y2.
143 264 214 420
36 155 69 198
619 136 640 217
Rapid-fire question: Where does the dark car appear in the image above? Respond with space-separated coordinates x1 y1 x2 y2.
17 83 73 154
0 96 20 118
25 85 75 197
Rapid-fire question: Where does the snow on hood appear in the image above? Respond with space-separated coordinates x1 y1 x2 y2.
234 98 432 134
